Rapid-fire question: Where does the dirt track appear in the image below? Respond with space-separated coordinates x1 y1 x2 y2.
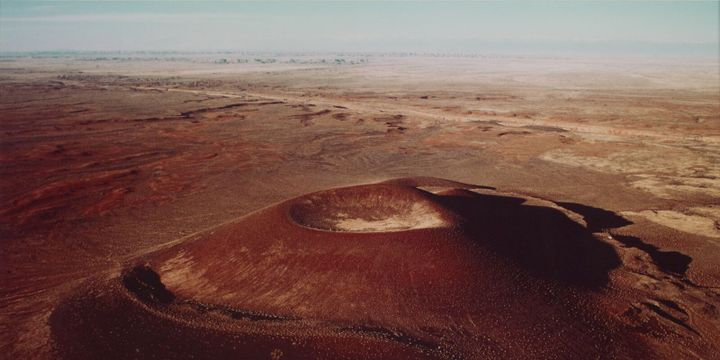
133 85 720 143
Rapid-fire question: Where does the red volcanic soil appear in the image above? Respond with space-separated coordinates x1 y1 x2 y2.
51 177 649 359
3 57 718 359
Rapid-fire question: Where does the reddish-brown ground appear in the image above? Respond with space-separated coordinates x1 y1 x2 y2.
1 55 719 359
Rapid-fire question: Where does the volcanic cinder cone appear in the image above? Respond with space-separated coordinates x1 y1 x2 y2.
51 177 643 359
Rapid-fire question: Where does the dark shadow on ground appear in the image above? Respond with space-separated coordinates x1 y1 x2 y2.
436 190 622 289
555 202 632 232
554 202 693 276
612 234 692 275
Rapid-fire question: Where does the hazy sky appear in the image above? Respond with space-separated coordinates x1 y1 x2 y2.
1 1 718 56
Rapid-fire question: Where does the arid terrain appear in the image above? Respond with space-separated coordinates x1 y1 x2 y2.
1 53 719 359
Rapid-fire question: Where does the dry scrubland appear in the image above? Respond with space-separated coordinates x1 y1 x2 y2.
1 54 719 359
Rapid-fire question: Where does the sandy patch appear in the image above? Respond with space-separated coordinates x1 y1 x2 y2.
289 186 449 232
540 146 720 199
622 208 720 238
333 202 446 232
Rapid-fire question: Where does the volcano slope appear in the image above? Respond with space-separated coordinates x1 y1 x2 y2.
51 177 653 359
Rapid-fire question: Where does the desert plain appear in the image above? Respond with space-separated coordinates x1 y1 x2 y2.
1 53 719 359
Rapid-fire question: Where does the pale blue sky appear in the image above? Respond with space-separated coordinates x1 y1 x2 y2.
1 1 718 56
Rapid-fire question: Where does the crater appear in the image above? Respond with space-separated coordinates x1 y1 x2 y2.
50 178 633 359
288 185 449 232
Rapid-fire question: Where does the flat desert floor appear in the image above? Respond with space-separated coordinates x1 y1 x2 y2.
1 54 719 359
